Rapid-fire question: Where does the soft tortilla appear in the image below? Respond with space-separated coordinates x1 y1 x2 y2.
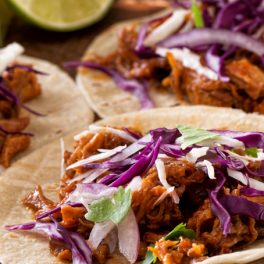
76 11 179 118
4 55 94 166
1 105 264 264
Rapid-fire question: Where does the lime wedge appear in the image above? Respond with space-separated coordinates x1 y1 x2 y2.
7 0 114 32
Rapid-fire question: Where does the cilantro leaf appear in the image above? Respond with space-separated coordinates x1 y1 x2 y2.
191 0 205 28
141 224 195 264
245 148 258 158
140 246 157 264
85 197 114 223
177 125 219 149
165 223 195 240
85 187 132 225
111 187 132 224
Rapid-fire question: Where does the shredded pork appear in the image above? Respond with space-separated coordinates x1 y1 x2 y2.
0 65 41 167
22 128 264 264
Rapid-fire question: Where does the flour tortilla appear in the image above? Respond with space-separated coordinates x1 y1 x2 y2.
1 106 264 264
3 55 94 167
76 10 179 118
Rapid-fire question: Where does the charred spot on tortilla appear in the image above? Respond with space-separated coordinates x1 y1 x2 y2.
5 123 264 263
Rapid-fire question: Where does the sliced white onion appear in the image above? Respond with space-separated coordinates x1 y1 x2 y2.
155 159 180 203
186 147 209 163
225 149 264 165
144 10 191 46
111 133 152 162
105 228 118 253
158 153 170 159
155 159 171 189
227 168 264 191
73 129 93 141
225 150 249 165
60 138 65 178
253 25 264 39
118 209 139 264
0 42 24 73
82 169 107 184
67 169 106 185
154 186 179 206
66 145 127 170
126 176 142 192
198 135 245 149
67 183 116 207
89 125 137 143
88 221 115 249
196 160 215 179
257 151 264 160
97 148 112 153
179 19 193 33
156 47 218 80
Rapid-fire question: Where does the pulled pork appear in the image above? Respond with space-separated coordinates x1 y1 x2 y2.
149 238 206 264
95 26 264 114
22 129 264 264
0 66 41 167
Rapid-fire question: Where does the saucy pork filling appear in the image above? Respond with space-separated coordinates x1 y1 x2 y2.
6 125 264 264
74 1 264 114
0 63 42 167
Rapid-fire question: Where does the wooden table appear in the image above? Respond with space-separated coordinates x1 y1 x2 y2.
4 2 264 263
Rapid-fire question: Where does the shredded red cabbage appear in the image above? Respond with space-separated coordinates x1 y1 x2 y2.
159 28 264 61
83 158 136 171
209 171 231 235
98 173 119 185
210 130 264 149
246 161 264 177
64 61 154 109
135 13 171 58
5 219 93 263
109 137 162 187
160 144 187 158
0 79 44 116
123 128 141 140
240 187 264 197
219 195 264 221
36 202 83 220
213 1 252 29
49 216 92 264
0 124 33 137
5 222 64 242
7 64 48 76
214 147 245 170
150 127 180 143
135 21 157 58
172 0 192 8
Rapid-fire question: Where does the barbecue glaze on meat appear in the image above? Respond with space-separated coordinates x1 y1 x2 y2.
23 128 264 264
0 66 41 167
95 27 264 114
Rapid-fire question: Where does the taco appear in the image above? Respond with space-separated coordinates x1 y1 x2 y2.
0 42 94 169
72 0 264 118
1 105 264 264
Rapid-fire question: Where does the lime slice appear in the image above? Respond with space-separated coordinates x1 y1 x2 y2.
7 0 114 32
